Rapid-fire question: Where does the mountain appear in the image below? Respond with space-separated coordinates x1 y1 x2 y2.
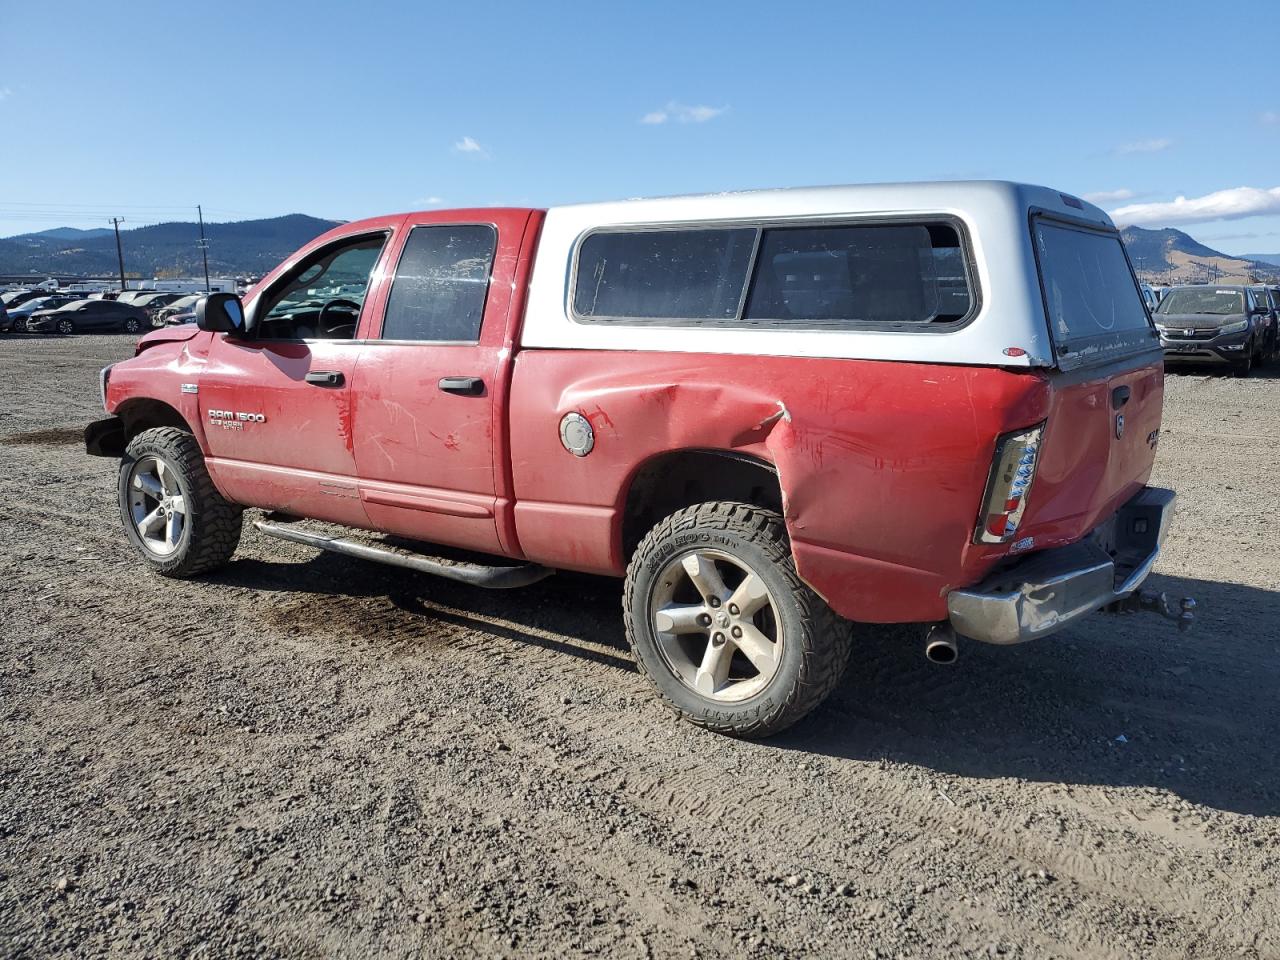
1241 253 1280 267
27 227 115 241
0 214 341 278
1120 226 1280 283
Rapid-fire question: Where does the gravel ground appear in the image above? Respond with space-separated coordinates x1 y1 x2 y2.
1 334 1278 959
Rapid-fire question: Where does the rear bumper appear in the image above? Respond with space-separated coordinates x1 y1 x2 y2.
946 487 1175 645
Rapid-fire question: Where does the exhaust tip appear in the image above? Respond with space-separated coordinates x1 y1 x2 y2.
925 624 959 665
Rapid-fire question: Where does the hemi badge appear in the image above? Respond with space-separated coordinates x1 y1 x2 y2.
181 383 199 394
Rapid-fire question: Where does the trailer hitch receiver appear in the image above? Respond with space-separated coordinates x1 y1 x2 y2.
1105 590 1196 632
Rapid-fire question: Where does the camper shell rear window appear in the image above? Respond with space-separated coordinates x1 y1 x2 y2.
571 218 977 331
1031 215 1157 366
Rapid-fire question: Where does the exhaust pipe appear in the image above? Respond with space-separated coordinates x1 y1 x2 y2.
925 624 958 665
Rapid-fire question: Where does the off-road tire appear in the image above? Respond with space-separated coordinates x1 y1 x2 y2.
623 501 851 738
119 427 242 577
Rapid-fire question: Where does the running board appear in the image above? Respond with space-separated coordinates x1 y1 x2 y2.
253 521 554 589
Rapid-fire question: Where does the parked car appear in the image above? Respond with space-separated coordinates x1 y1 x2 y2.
1140 283 1159 314
151 294 202 327
1 289 46 311
3 294 83 332
1250 286 1280 359
1154 284 1272 375
27 298 150 334
130 292 184 316
85 182 1190 737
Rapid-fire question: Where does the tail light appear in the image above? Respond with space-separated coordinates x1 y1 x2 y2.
974 423 1044 544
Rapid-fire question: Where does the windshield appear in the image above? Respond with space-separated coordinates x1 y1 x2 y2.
1033 220 1153 363
1156 288 1244 316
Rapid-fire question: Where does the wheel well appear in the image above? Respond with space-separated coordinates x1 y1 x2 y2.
116 398 191 443
621 450 784 560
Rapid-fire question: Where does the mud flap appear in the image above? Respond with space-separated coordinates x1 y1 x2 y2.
84 416 125 458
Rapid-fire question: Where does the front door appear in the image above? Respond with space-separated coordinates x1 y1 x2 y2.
351 213 529 555
199 228 397 526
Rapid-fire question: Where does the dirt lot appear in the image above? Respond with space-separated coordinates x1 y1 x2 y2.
1 334 1278 959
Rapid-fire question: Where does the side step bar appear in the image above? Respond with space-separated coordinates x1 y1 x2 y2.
253 521 555 590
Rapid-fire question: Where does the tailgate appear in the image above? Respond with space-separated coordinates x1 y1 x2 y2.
1018 214 1165 548
1018 353 1164 548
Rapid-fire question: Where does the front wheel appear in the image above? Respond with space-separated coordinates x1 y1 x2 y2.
119 427 243 577
623 501 851 737
55 317 75 335
1233 351 1253 377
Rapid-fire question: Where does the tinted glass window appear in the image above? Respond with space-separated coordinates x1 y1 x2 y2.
574 228 756 321
1034 221 1152 351
743 223 971 326
382 225 496 342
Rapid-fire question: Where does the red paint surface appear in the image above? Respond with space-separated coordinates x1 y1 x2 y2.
108 211 1163 625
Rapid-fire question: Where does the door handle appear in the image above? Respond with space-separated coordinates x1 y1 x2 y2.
305 370 345 387
1111 385 1131 409
438 376 484 396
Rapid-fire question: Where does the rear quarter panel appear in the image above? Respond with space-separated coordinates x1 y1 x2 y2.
509 351 1050 622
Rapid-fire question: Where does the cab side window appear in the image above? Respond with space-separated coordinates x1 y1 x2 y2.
254 234 388 341
380 225 496 342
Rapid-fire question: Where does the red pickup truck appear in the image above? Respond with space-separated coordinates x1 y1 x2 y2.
86 182 1191 736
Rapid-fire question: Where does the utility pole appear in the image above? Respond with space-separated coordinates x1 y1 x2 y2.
111 218 127 291
197 205 210 292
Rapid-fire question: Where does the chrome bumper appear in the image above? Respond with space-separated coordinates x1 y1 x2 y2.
947 487 1176 645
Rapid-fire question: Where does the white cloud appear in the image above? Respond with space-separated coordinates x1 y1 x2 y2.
453 136 488 157
413 196 444 206
1082 188 1134 204
640 101 728 125
0 86 12 101
1261 111 1280 126
1115 137 1173 155
1109 186 1280 227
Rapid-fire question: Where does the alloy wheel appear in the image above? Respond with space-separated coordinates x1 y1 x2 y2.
649 549 783 702
126 456 188 556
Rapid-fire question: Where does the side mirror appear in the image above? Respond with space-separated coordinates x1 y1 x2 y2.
196 293 246 335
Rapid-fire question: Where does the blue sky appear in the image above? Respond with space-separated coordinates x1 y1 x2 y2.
2 0 1279 254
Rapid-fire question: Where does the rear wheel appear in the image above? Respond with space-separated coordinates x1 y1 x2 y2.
11 317 27 333
119 427 243 577
55 317 75 335
623 501 851 737
122 316 142 334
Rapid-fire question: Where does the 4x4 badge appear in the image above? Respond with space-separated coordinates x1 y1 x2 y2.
1115 413 1125 439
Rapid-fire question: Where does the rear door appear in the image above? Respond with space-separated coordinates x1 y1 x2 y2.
350 210 532 556
197 226 398 525
1020 215 1165 547
85 301 123 330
